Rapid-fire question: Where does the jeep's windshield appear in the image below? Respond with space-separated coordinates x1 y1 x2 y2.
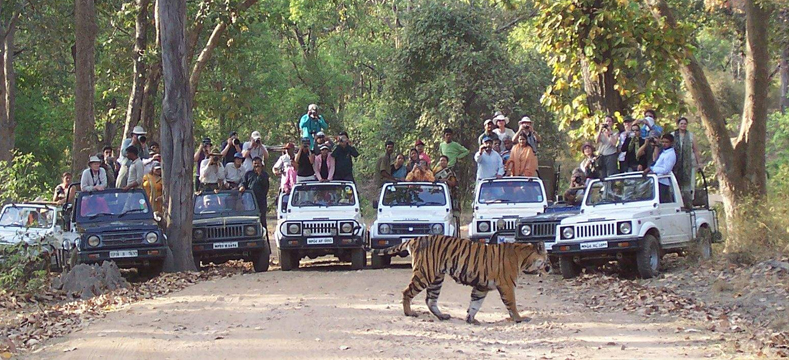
194 192 257 215
77 192 150 220
382 184 447 207
291 184 356 207
477 180 544 204
585 177 655 206
0 207 54 229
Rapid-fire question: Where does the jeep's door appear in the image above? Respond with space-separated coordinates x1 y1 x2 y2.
656 175 688 245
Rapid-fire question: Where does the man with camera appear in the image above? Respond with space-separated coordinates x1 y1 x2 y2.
242 131 269 172
220 131 242 165
295 138 316 182
116 126 149 188
193 137 213 191
224 153 246 189
199 148 226 192
332 133 359 182
311 132 334 155
405 159 435 182
513 116 541 156
299 104 328 147
596 115 620 178
474 136 504 182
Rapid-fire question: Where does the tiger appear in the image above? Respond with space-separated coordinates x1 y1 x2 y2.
374 235 546 325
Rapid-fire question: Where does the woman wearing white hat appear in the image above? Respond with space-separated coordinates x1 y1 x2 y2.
80 156 108 192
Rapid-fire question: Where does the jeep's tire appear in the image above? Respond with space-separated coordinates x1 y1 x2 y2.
252 243 271 272
636 234 661 279
350 249 366 270
371 252 391 269
559 256 580 279
280 249 298 271
696 227 713 261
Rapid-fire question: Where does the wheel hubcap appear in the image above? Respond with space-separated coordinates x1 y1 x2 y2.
649 245 659 271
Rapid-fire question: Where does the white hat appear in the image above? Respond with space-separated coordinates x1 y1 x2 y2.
88 156 101 163
132 126 147 135
320 145 330 150
316 131 326 137
152 161 162 170
308 104 318 111
251 131 261 140
519 116 533 124
483 119 494 126
493 114 508 122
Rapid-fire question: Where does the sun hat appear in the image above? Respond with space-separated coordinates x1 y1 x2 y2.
251 131 261 140
519 116 532 124
88 156 101 164
132 126 146 135
493 114 508 122
209 148 222 157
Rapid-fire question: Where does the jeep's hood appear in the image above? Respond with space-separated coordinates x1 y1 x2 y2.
376 206 449 223
194 215 259 226
474 204 544 219
561 207 655 224
0 227 52 244
284 209 361 222
523 210 581 222
77 219 160 233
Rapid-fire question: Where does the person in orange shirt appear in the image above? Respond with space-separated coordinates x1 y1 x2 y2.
405 160 435 182
505 134 539 177
143 162 164 214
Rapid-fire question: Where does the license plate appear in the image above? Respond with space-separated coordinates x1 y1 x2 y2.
109 250 138 258
401 238 413 243
580 241 608 250
307 237 333 245
497 235 515 243
213 241 239 249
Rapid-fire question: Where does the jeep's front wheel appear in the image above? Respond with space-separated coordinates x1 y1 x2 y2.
559 256 580 279
279 249 299 271
371 252 391 269
350 249 366 270
636 234 661 279
252 243 271 272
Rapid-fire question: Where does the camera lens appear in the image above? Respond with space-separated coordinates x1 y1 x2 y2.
233 139 240 145
139 135 147 143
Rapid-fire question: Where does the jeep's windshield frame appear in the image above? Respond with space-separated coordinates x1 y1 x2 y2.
289 184 357 208
476 180 545 205
584 176 656 206
194 191 258 217
381 184 447 207
74 190 153 222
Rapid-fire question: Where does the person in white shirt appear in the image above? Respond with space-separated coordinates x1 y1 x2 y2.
242 131 269 172
200 148 225 191
224 153 246 189
492 114 516 142
596 115 619 178
643 134 677 204
474 136 504 181
80 156 107 192
122 146 145 191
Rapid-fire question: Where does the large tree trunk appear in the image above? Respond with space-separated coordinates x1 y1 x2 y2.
781 46 789 113
581 56 623 115
73 0 97 175
140 61 162 140
648 0 770 246
122 0 151 138
0 13 19 163
158 0 196 272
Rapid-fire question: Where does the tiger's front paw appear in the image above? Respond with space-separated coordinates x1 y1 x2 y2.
510 316 531 323
437 314 451 321
404 311 418 317
465 316 480 325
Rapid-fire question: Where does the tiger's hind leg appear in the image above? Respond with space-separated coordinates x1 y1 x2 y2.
497 284 529 323
465 285 489 325
425 274 450 320
402 273 429 317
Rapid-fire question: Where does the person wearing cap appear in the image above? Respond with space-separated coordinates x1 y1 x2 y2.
310 131 334 155
80 156 108 192
143 162 163 214
414 139 431 168
199 148 226 191
492 114 516 142
224 153 246 189
295 137 316 182
500 134 513 163
121 146 145 190
220 131 242 165
579 142 600 181
117 126 149 187
144 152 162 174
475 136 504 181
513 116 541 155
478 119 497 145
242 131 269 172
313 144 335 182
505 133 539 177
439 128 469 168
299 104 328 147
239 157 270 227
405 159 435 182
596 114 620 178
332 133 359 182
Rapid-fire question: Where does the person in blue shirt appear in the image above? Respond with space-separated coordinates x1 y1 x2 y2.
474 136 505 182
299 104 328 147
643 134 677 204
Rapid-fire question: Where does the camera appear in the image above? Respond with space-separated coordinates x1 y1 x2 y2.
602 124 608 129
233 138 240 146
255 139 262 144
139 135 147 143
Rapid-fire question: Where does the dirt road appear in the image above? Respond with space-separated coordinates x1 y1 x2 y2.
25 256 728 359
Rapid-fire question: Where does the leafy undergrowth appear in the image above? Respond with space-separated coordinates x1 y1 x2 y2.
0 261 252 357
553 255 789 358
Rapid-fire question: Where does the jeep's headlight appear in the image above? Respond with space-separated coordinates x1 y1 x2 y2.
477 221 490 233
245 225 257 236
379 223 391 234
87 235 100 247
561 227 574 240
287 223 301 235
145 232 159 244
618 221 632 235
340 222 354 234
430 223 444 235
193 229 204 240
520 225 532 237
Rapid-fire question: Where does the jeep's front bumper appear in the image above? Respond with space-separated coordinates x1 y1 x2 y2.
550 236 644 258
193 236 268 259
278 235 365 250
78 245 168 266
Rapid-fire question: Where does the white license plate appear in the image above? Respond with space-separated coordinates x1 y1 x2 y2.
401 238 413 243
213 241 239 249
109 250 138 258
307 237 333 245
580 241 608 250
497 235 515 243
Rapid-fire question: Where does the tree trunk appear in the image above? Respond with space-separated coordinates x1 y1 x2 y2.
0 13 19 163
158 0 196 272
73 0 97 175
581 56 623 115
140 61 162 140
122 0 151 138
781 46 789 113
647 0 770 245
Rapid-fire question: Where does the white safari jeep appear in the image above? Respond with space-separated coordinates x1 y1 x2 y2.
554 172 721 279
275 181 367 271
370 182 459 268
468 177 548 242
0 202 67 270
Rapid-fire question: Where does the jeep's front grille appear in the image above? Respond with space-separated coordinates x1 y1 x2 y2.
303 221 337 236
492 219 518 231
391 223 431 235
576 223 616 238
203 225 245 241
531 222 558 238
101 232 144 247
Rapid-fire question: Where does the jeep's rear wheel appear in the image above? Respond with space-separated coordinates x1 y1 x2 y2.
350 249 366 270
636 234 661 279
280 249 299 271
371 253 391 269
696 227 713 261
559 256 580 279
252 243 271 272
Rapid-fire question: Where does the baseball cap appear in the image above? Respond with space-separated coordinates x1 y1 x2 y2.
251 131 261 140
414 139 425 146
482 136 493 143
483 119 494 126
152 162 162 170
88 156 101 163
320 145 330 150
228 130 238 137
283 142 295 150
519 116 532 124
316 131 326 137
202 137 212 145
233 153 244 159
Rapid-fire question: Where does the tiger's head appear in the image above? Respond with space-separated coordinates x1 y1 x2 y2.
512 243 548 274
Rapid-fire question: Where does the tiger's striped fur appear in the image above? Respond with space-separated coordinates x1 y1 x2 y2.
374 235 546 324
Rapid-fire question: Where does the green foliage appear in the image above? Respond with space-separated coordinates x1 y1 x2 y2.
0 243 49 294
0 152 51 203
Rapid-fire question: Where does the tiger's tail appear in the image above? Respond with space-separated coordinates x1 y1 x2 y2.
372 240 413 257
